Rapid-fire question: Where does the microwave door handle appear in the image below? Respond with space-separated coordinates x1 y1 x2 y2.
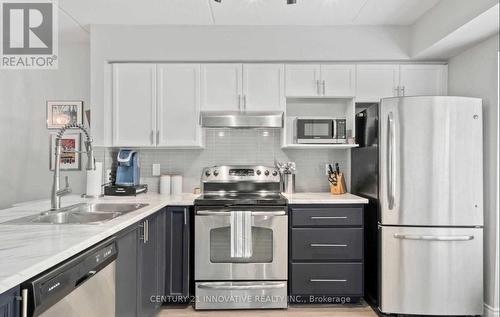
333 120 337 139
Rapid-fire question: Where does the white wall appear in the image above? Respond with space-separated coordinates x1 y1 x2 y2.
448 34 499 317
0 34 90 209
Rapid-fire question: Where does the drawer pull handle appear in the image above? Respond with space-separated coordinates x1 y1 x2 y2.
310 243 347 247
310 279 347 283
310 216 347 220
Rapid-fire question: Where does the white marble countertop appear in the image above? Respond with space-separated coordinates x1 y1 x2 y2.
0 193 197 294
0 191 367 294
283 192 369 204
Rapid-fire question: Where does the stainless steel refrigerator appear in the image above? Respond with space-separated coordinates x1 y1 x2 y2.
352 96 484 316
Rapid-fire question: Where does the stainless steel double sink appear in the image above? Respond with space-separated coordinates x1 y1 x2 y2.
5 203 149 225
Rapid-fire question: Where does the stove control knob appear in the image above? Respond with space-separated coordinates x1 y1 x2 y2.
256 170 261 175
205 170 211 177
213 170 219 177
272 171 278 176
264 170 270 176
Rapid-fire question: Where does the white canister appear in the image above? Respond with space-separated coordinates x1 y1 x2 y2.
171 175 183 195
85 162 103 197
160 175 171 195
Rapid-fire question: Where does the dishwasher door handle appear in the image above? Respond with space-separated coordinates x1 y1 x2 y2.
75 270 97 287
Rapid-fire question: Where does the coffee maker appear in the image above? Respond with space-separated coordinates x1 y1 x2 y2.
104 149 147 196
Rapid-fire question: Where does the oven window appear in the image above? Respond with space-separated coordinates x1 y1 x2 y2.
209 226 273 263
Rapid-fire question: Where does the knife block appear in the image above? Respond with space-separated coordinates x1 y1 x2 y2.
330 173 347 195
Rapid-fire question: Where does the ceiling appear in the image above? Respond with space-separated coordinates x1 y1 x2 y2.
57 0 442 30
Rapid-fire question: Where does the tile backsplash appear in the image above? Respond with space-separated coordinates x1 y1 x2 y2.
96 129 349 193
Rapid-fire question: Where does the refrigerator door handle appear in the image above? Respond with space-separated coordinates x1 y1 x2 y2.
393 233 474 241
387 112 396 210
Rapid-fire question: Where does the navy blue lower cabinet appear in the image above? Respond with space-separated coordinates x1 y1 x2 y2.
164 206 191 304
0 286 20 317
289 204 364 304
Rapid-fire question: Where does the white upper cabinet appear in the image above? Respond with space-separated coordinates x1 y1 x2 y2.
320 64 356 97
399 64 447 96
157 64 202 148
200 64 242 111
355 64 400 102
112 64 156 147
285 64 355 97
242 64 285 111
285 64 321 97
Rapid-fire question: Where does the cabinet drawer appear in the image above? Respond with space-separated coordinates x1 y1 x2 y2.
291 263 363 295
291 206 363 227
292 228 363 261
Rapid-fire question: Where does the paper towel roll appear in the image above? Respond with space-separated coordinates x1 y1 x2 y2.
86 162 103 197
171 175 183 195
160 175 171 195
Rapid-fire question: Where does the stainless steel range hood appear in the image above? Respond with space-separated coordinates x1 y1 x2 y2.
200 111 283 128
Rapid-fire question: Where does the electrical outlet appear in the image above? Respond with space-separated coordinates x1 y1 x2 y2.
152 163 161 176
105 169 113 182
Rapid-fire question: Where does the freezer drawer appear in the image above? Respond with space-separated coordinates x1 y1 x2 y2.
380 226 483 316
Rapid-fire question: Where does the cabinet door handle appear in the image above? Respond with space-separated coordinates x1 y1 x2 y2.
322 80 326 95
156 130 159 145
184 208 187 225
238 94 242 111
243 95 247 111
310 216 347 220
310 243 347 247
150 130 154 145
21 289 28 317
310 279 347 283
145 220 149 243
401 86 405 96
316 80 321 95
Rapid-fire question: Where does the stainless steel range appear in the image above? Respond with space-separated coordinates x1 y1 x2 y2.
194 165 288 310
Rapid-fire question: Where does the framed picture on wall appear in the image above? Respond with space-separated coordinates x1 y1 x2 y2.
49 132 81 171
46 101 83 129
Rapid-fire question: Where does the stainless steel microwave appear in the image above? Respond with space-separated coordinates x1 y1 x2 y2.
296 117 347 144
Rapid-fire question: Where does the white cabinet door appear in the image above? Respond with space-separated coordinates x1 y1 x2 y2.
157 64 202 148
321 64 356 97
112 64 156 147
242 64 285 111
399 65 447 96
356 64 399 102
285 64 321 97
200 64 242 111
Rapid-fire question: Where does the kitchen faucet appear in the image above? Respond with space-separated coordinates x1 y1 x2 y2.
50 123 95 211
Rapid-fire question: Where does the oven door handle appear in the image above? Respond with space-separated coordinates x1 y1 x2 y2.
198 282 286 290
197 210 286 216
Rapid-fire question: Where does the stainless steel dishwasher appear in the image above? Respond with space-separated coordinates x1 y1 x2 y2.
21 238 117 317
